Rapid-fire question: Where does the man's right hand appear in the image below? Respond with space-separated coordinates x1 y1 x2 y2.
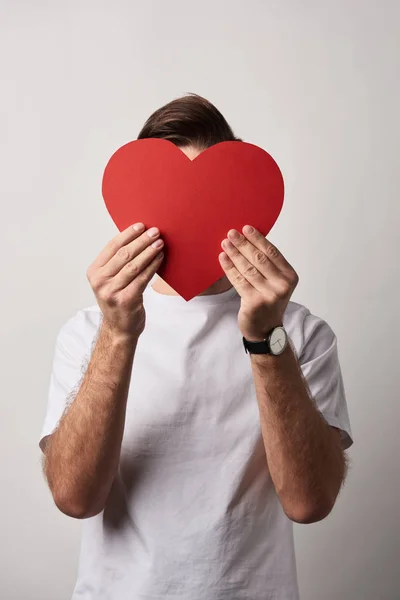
86 222 164 339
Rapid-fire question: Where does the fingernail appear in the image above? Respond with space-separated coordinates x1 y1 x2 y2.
133 222 144 231
228 229 240 240
151 238 163 248
147 227 159 237
243 225 254 234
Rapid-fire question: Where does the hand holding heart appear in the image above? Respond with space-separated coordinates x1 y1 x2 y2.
219 225 299 342
101 138 297 339
102 139 285 301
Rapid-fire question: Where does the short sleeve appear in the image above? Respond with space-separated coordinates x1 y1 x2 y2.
298 312 353 450
39 310 97 451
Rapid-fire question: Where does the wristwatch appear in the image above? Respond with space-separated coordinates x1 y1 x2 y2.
242 325 288 356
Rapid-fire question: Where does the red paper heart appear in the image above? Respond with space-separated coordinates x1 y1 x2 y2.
102 139 284 301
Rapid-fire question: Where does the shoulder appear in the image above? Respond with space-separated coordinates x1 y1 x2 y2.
283 300 336 361
56 303 102 355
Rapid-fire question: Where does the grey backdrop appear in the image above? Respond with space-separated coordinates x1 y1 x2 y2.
1 1 399 599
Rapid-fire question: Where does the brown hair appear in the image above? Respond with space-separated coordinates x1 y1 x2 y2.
137 93 241 149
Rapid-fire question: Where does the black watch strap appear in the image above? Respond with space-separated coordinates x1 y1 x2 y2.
242 336 271 355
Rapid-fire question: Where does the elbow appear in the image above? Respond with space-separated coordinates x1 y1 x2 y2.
53 492 105 520
43 450 107 520
281 472 345 525
284 496 335 525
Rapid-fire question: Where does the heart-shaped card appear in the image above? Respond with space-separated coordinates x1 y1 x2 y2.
102 139 284 301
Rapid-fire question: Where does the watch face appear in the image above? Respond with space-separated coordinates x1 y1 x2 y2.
269 327 287 355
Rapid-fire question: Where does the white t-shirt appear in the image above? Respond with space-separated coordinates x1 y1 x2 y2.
40 282 353 600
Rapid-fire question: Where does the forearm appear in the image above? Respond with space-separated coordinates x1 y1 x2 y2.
251 341 347 524
44 322 139 519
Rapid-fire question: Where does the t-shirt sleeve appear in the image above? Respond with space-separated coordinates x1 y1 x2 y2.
39 311 94 451
298 311 353 450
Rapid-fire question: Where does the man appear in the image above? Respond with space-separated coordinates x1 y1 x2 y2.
40 93 353 600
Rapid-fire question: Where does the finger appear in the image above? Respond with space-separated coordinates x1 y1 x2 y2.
91 223 146 270
102 227 161 278
121 251 164 298
222 237 276 294
241 225 295 278
112 242 164 291
226 229 282 284
218 250 254 297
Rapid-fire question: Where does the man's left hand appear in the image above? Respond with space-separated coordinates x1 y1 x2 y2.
219 225 299 342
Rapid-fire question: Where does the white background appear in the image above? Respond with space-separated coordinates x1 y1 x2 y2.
1 1 399 599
